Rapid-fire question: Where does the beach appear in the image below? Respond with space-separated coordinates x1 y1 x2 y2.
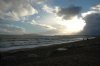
0 37 100 66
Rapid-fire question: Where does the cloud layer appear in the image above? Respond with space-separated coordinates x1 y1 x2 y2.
0 0 99 35
0 0 38 21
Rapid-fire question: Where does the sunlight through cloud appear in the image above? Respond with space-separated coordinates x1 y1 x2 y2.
55 16 86 35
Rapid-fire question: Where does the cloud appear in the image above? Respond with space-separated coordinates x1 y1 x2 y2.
0 24 26 35
31 19 56 30
82 4 100 17
35 14 85 35
91 4 100 11
57 6 82 19
32 0 46 4
39 27 62 35
30 19 72 35
39 24 78 35
80 4 100 35
81 13 100 35
0 0 38 21
42 5 54 13
42 5 59 14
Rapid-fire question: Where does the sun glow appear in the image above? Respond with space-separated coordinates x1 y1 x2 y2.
42 15 86 35
57 16 86 34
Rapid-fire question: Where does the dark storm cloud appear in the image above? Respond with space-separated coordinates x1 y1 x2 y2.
80 4 100 35
80 13 100 35
57 6 82 19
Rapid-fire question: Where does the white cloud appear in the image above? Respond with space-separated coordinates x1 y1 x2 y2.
31 0 45 3
82 4 100 17
82 11 97 17
91 4 100 11
0 24 26 35
42 4 60 14
0 0 38 21
31 20 56 30
42 5 54 13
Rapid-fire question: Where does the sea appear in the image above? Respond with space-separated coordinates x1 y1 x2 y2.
0 35 95 52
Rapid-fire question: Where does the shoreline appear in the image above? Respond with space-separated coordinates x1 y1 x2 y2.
0 38 82 52
1 37 100 66
0 37 95 52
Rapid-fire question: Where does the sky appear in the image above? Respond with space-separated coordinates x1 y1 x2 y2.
0 0 100 35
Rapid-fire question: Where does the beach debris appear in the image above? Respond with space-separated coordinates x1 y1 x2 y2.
47 48 68 57
56 48 68 51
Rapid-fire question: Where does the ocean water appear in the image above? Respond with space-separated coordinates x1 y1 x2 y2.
0 35 94 51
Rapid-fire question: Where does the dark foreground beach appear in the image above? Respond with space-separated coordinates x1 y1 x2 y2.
0 37 100 66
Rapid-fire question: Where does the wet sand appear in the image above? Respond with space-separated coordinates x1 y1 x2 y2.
0 37 100 66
